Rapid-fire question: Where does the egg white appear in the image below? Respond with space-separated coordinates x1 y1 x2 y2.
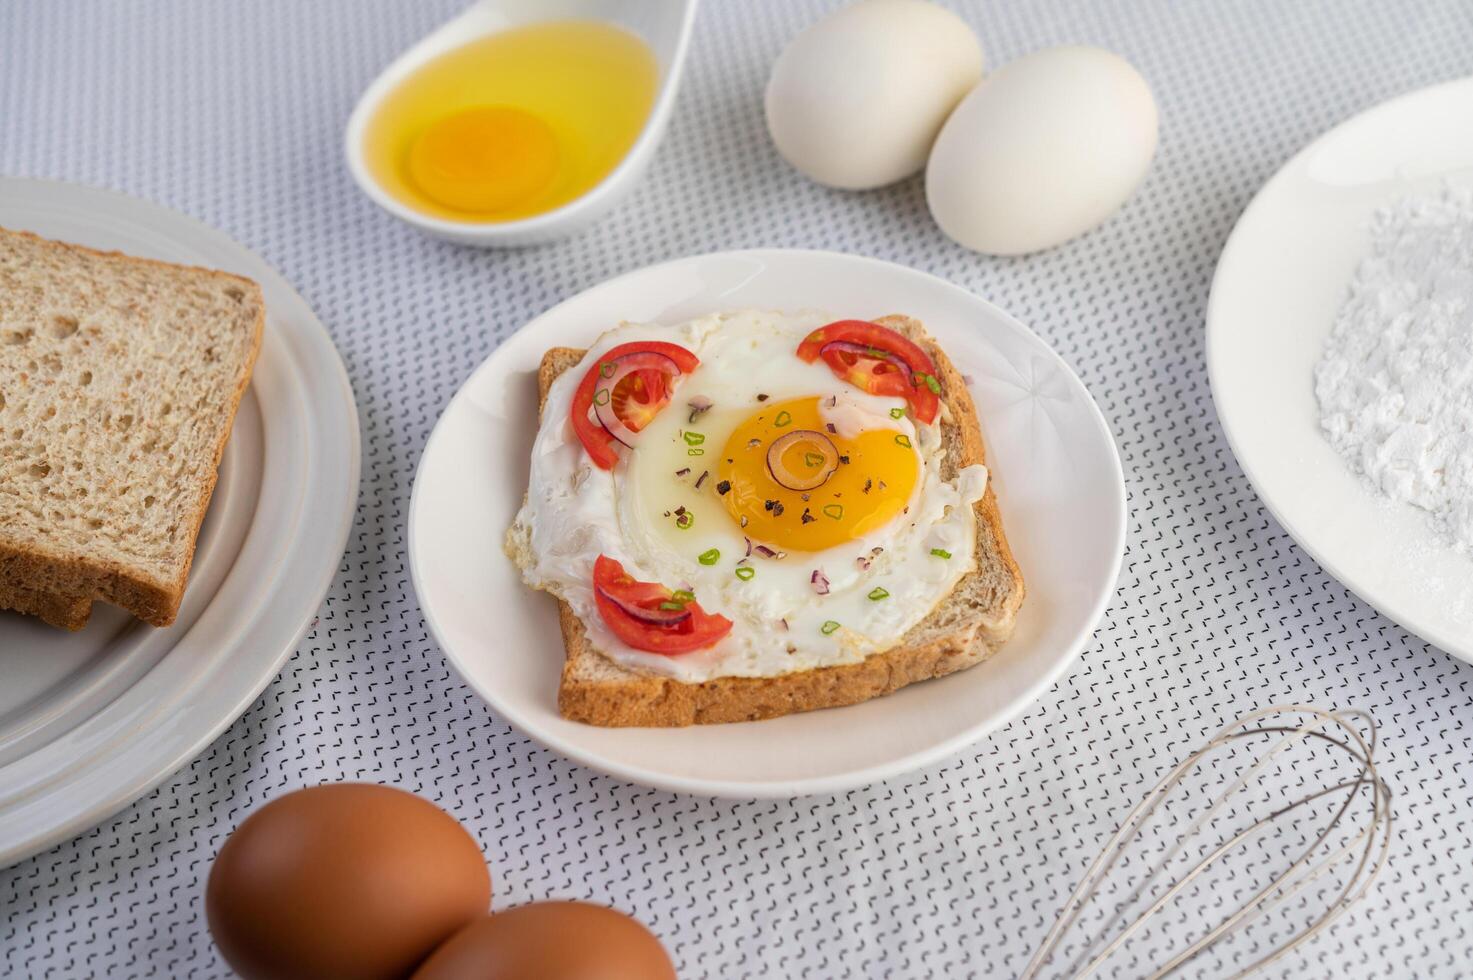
511 310 988 682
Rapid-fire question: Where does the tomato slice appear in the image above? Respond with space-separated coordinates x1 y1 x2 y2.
819 346 913 399
796 320 941 424
604 360 671 434
570 341 700 469
592 555 732 655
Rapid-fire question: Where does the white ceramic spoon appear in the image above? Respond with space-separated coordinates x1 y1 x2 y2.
345 0 699 246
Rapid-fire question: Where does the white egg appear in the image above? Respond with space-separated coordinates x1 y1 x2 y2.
765 0 983 190
925 45 1158 255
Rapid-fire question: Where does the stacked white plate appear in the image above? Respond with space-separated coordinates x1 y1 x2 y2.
0 179 360 866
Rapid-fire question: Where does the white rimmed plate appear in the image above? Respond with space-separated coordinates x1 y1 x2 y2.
410 250 1125 797
1207 77 1473 662
0 179 360 865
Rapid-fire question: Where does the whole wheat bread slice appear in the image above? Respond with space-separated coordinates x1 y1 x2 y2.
510 314 1024 726
0 228 264 630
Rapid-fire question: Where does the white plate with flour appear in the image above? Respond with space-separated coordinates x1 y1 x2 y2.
0 179 360 865
410 250 1125 797
1208 77 1473 662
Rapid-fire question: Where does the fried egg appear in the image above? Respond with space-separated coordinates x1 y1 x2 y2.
512 310 988 681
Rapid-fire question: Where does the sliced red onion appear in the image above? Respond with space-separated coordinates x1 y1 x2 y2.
687 395 713 423
811 569 830 595
596 585 691 626
820 340 915 386
593 351 681 448
752 544 785 559
855 555 872 571
767 429 839 491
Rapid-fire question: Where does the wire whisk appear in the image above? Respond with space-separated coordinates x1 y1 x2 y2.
1022 705 1392 980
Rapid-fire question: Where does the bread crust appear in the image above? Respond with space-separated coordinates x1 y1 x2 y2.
0 576 93 631
0 229 265 630
523 316 1024 726
153 277 263 626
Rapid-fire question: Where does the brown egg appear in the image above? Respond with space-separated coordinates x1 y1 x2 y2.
410 901 676 980
206 783 490 980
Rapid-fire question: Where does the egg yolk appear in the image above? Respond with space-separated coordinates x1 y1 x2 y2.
718 397 918 552
407 105 559 213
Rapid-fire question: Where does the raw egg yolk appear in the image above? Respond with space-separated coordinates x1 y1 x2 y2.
718 397 918 552
407 105 559 213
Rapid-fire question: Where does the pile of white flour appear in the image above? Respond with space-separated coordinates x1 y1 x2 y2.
1314 184 1473 551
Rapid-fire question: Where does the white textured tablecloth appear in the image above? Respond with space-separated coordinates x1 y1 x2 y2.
4 1 1473 976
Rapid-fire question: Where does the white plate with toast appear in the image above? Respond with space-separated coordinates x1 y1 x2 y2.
410 250 1124 797
1208 77 1473 662
0 179 359 865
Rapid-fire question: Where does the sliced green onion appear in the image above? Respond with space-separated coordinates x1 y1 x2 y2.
698 548 720 566
593 389 609 406
675 513 693 529
930 548 952 559
600 361 616 378
820 620 841 635
867 587 890 601
889 407 905 419
659 600 685 611
822 503 843 520
803 451 825 468
895 434 912 448
774 410 792 427
917 372 941 394
735 566 756 581
683 431 705 446
688 447 705 456
672 589 695 602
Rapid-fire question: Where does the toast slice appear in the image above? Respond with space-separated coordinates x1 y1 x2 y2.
0 228 265 630
516 314 1024 726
